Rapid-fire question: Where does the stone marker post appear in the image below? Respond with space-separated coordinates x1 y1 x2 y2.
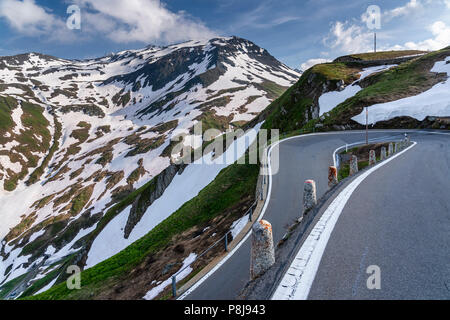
369 150 376 166
328 166 338 188
303 180 317 215
251 220 275 280
381 147 387 161
349 155 358 176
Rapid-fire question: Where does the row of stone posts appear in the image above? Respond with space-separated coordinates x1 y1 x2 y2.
347 138 411 178
250 138 413 280
250 177 321 279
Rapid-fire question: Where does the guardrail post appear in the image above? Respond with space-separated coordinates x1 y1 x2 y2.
224 233 229 252
251 220 275 280
388 143 393 157
172 276 177 298
381 147 387 160
394 142 399 153
350 155 358 176
369 150 376 166
303 180 317 215
328 166 338 188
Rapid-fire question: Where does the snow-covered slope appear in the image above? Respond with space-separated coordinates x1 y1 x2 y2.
318 65 398 117
0 36 299 296
352 57 450 124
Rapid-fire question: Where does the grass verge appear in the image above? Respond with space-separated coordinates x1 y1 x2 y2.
27 160 259 300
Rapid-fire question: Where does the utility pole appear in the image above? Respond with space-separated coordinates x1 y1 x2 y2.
374 32 377 53
366 107 369 145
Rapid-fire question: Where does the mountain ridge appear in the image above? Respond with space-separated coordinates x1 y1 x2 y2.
0 36 300 298
2 41 449 300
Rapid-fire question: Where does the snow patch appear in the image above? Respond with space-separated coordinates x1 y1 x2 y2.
143 253 197 300
319 65 397 117
85 124 261 268
352 57 450 124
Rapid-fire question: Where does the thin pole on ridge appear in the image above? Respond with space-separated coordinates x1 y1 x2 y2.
366 107 369 145
374 32 377 53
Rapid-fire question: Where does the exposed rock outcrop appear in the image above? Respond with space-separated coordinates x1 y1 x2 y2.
123 164 186 239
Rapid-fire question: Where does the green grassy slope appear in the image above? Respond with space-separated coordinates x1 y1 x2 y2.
259 47 450 133
323 47 450 127
260 61 362 133
344 50 426 61
27 160 259 300
11 48 450 299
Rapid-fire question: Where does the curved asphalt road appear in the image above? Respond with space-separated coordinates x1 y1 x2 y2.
184 130 421 300
307 131 450 300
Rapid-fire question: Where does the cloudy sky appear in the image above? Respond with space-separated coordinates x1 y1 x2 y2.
0 0 449 70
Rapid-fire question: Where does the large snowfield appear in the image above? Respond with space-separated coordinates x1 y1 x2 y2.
2 38 448 298
352 57 450 124
85 124 261 268
0 36 299 294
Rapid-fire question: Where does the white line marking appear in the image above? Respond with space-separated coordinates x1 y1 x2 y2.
180 129 448 299
332 134 399 167
271 142 417 300
179 130 404 299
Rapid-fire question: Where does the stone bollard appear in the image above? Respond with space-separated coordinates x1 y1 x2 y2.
328 166 338 188
369 150 376 166
388 143 394 157
303 180 317 215
349 155 358 176
381 147 387 161
251 220 275 279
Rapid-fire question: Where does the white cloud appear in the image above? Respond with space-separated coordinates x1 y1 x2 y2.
300 58 332 71
0 0 62 35
326 10 450 56
383 0 423 22
76 0 216 43
400 21 450 50
325 21 373 54
0 0 216 44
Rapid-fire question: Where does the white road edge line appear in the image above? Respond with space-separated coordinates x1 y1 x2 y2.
178 130 404 300
271 141 418 300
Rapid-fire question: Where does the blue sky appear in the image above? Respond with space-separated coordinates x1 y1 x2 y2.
0 0 449 70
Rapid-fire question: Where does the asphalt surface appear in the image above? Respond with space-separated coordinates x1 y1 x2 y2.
184 130 414 300
308 131 450 300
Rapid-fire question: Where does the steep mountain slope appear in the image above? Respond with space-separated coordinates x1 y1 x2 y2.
256 47 450 133
0 36 299 298
28 47 450 301
4 42 448 300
